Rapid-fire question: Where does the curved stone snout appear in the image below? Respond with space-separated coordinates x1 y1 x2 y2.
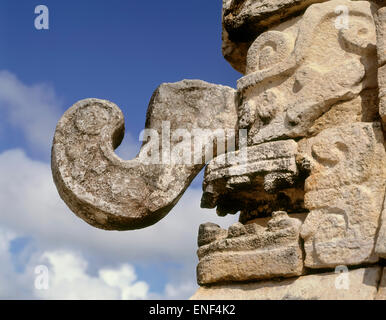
51 80 237 230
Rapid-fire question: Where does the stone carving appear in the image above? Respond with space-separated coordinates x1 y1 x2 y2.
52 80 237 230
222 0 331 73
195 0 385 281
298 122 386 267
237 0 378 146
201 139 305 219
197 211 304 285
51 0 386 300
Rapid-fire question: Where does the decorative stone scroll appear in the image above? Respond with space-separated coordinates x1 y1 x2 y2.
52 80 237 230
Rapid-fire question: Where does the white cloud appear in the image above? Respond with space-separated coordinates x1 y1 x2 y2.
0 229 20 298
0 71 62 155
36 250 149 300
0 230 150 300
0 70 141 160
0 148 237 299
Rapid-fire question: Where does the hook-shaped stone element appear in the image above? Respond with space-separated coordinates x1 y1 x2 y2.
52 80 237 230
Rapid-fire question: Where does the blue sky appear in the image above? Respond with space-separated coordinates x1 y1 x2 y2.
0 0 240 299
0 0 240 160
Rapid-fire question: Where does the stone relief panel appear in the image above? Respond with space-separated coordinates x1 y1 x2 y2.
237 0 378 146
298 122 385 268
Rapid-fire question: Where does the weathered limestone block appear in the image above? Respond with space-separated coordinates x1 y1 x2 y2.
237 0 378 146
191 267 382 300
222 0 251 74
196 211 304 285
52 80 237 230
375 267 386 300
375 193 386 257
376 7 386 127
222 0 329 73
201 139 305 218
298 122 386 268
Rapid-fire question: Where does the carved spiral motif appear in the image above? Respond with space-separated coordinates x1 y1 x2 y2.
75 103 112 135
246 31 293 75
340 19 376 54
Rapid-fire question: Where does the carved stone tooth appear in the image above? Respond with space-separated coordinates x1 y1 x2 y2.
201 140 302 217
263 172 296 193
196 211 304 285
225 176 251 189
244 223 266 234
198 223 227 247
227 222 248 238
267 211 301 232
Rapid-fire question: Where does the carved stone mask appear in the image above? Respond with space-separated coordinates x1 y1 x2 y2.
50 0 386 288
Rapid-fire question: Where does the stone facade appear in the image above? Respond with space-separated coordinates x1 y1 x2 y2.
192 267 382 300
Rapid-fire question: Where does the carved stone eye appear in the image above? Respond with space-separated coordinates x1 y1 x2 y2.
340 19 376 53
246 31 293 74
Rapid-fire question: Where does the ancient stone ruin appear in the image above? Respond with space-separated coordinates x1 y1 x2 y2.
51 0 386 299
